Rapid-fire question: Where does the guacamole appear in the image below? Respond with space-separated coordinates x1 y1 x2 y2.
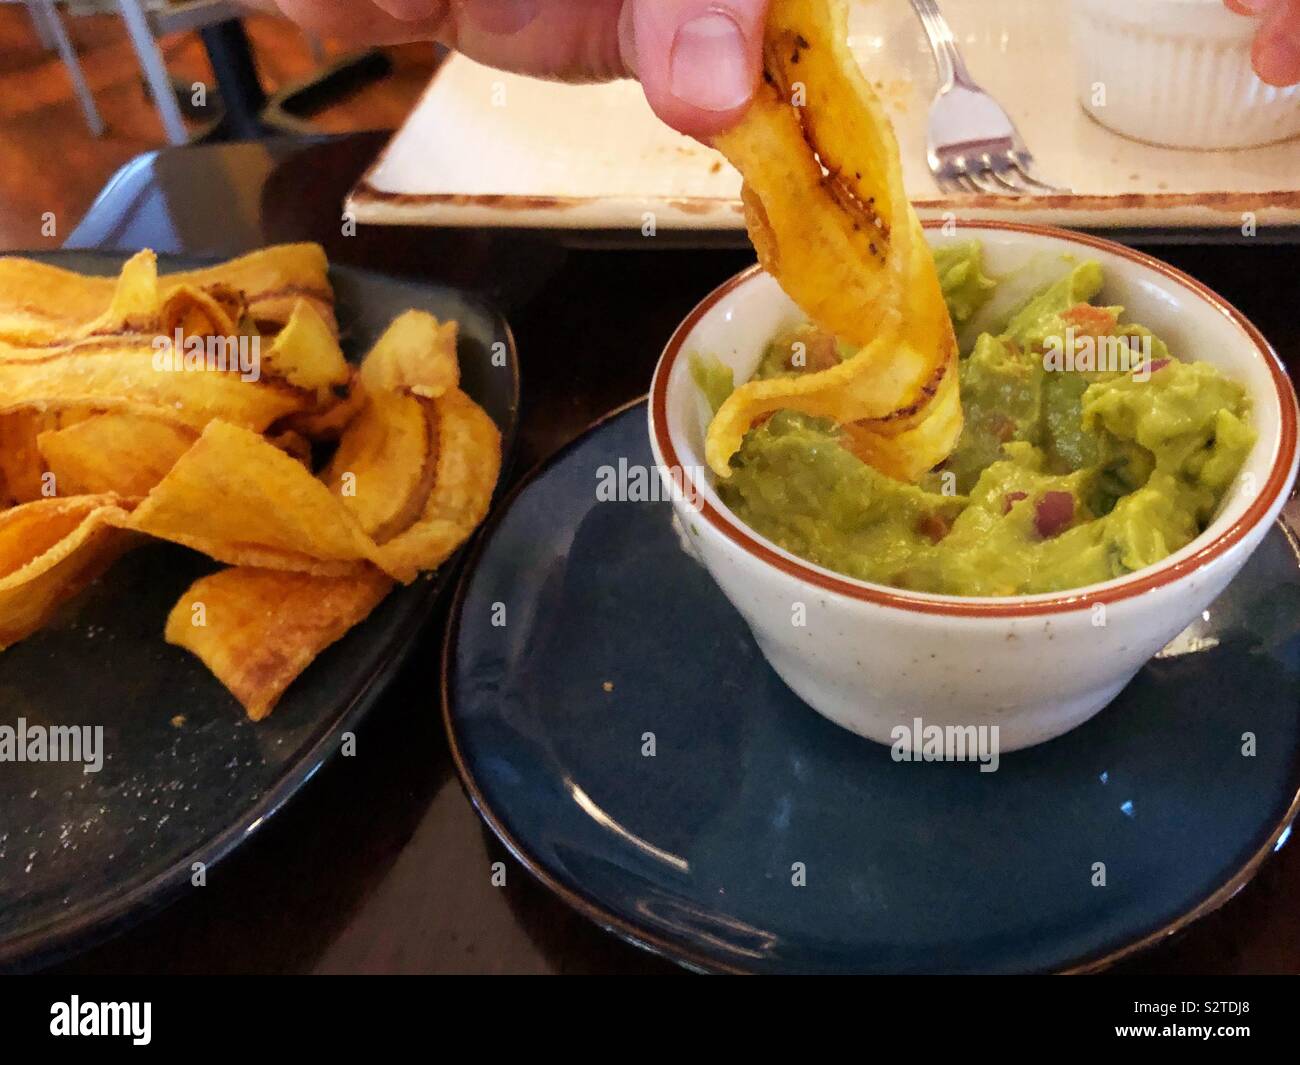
693 242 1255 596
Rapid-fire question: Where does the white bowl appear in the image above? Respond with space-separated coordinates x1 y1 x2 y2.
649 222 1299 752
1072 0 1300 149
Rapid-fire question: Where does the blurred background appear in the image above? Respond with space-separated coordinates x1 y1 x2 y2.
0 0 435 246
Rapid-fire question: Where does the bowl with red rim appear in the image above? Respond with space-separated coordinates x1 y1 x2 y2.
649 222 1300 752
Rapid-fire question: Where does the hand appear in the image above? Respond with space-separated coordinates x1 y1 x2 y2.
247 0 772 138
1226 0 1300 86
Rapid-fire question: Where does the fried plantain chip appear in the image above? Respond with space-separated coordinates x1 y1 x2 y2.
706 0 959 481
158 282 245 342
323 389 436 543
267 428 313 467
162 244 336 335
0 244 335 346
0 495 137 649
165 566 393 720
122 419 381 576
0 245 501 721
0 250 160 348
371 388 501 583
281 373 366 442
121 392 499 586
37 412 198 497
258 299 351 401
358 310 460 399
0 410 59 504
839 352 963 482
0 338 309 431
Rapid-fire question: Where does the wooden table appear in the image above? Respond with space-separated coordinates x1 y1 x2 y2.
24 132 1300 973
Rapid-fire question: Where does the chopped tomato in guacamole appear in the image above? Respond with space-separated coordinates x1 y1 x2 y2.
692 242 1255 597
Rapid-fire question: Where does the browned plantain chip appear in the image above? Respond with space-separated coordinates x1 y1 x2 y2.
322 389 436 543
165 566 393 720
370 388 501 583
706 0 960 481
0 495 138 649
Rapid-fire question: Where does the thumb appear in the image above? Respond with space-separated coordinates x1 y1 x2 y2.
626 0 771 138
1253 0 1300 86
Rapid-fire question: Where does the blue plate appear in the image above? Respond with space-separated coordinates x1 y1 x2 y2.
444 401 1300 974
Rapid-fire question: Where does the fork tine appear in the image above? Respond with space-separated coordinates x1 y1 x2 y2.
1006 155 1070 195
934 173 963 196
969 153 1026 197
987 168 1028 195
965 167 1006 196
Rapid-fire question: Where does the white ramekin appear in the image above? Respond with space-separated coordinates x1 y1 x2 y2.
1072 0 1300 149
649 222 1299 752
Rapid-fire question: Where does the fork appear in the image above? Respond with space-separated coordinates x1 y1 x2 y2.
909 0 1069 196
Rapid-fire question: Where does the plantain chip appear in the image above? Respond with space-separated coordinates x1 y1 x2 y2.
161 244 336 335
0 495 137 649
117 387 499 586
323 389 436 544
839 353 963 482
38 412 198 497
0 250 160 349
165 566 394 720
0 410 58 504
0 244 334 346
358 310 460 399
0 245 502 721
371 388 501 584
282 373 366 441
121 419 382 577
158 282 245 341
0 338 309 431
706 0 959 481
258 299 351 401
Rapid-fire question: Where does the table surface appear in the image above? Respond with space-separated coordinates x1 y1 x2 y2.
14 131 1298 974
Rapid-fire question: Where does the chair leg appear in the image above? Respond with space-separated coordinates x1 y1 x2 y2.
37 1 107 137
114 0 189 145
25 1 58 51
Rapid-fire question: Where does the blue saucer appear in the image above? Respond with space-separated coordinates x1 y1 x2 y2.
443 401 1300 974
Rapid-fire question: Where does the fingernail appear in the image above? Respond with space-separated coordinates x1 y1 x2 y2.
1255 31 1300 86
670 11 752 112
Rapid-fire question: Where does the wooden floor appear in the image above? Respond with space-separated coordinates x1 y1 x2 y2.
0 6 434 249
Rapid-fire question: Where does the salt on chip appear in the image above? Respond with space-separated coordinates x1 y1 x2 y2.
165 566 393 720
